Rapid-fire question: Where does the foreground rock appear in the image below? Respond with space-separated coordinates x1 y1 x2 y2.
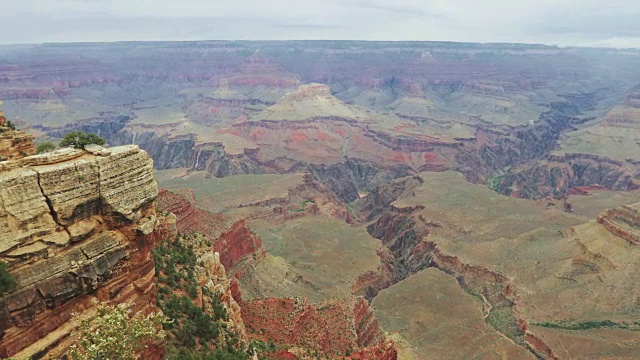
0 145 168 358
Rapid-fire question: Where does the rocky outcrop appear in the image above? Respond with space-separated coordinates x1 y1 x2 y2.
189 237 247 343
118 131 197 170
0 108 36 161
240 296 395 358
353 297 385 348
496 154 639 199
157 189 265 270
348 341 398 360
0 127 35 161
157 188 230 239
310 159 413 203
215 220 264 270
192 143 267 177
597 203 640 245
0 145 164 358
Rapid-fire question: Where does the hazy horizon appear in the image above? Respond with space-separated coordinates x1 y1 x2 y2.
2 0 640 48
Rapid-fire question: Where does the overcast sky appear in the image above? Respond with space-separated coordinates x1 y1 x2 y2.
1 0 639 47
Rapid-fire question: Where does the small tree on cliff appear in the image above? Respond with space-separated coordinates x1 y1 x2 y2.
36 141 57 154
0 262 17 295
69 301 168 360
59 131 106 150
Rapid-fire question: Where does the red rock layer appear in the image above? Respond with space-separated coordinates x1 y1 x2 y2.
215 219 264 270
241 297 395 358
0 213 176 359
157 189 264 270
0 146 167 358
348 341 398 360
157 188 229 237
597 204 640 245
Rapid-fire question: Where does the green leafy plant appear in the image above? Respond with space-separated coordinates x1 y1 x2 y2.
59 131 106 150
0 262 17 295
69 301 168 360
36 141 57 154
533 320 626 330
153 235 248 357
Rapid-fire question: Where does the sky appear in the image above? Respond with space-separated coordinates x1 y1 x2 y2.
1 0 639 48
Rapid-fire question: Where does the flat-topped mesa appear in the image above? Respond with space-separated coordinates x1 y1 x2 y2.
0 145 165 358
285 83 333 101
597 203 640 245
248 83 368 122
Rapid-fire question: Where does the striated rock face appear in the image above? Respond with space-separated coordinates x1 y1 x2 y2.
0 145 164 358
157 188 230 238
157 189 265 270
597 202 640 245
0 127 36 161
310 159 413 203
496 154 639 199
215 219 264 270
0 102 36 161
241 296 395 358
190 240 247 343
191 143 266 177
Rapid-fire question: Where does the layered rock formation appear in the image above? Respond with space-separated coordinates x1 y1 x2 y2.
156 189 265 270
496 154 639 199
248 83 368 122
0 145 165 358
240 296 395 358
597 202 640 244
197 250 247 343
0 127 36 161
0 106 36 161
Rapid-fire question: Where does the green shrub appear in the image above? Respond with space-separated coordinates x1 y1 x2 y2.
69 301 168 360
59 131 106 150
0 262 17 295
534 319 624 330
36 141 57 154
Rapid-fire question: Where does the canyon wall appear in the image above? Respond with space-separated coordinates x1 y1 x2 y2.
496 154 639 199
156 189 265 270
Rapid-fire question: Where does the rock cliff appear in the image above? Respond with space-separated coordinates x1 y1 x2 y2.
156 189 265 270
496 154 639 199
0 107 36 161
0 145 166 358
240 296 395 358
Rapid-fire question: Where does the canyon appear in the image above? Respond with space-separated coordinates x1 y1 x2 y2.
0 129 396 358
1 40 640 359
